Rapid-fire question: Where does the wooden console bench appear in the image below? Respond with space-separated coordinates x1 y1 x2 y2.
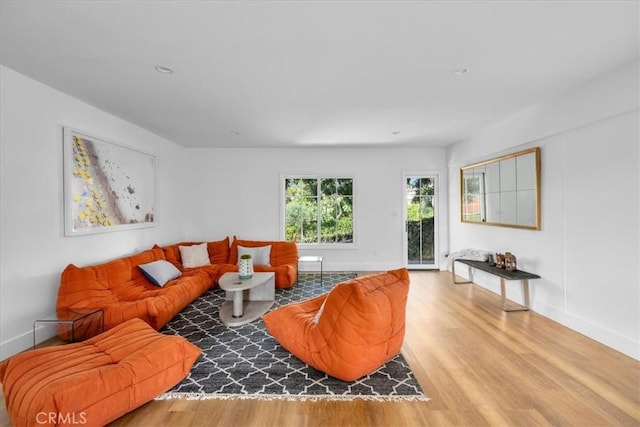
451 259 540 312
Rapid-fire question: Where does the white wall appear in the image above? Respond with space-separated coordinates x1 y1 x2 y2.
447 60 640 359
0 66 188 359
182 146 448 271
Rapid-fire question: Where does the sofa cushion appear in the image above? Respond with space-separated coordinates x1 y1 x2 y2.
179 243 211 268
238 245 272 266
0 318 200 427
138 260 182 286
57 247 165 310
158 237 230 269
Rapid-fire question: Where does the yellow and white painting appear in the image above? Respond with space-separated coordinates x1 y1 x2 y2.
64 128 156 235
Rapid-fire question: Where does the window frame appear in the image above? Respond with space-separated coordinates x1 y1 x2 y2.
280 174 356 248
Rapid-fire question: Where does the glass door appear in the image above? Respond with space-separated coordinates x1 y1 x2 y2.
404 174 438 269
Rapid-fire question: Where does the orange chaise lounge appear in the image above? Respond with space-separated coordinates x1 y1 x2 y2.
0 318 200 427
263 268 410 381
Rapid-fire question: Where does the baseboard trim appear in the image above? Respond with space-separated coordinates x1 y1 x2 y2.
1 329 34 361
533 300 639 360
445 266 639 361
1 323 58 361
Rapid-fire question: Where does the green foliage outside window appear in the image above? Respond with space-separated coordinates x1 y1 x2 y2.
406 178 435 221
406 178 435 263
285 178 353 244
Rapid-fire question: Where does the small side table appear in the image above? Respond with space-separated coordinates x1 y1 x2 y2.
298 256 324 284
33 308 104 348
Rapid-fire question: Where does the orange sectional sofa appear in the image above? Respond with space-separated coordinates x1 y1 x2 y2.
0 318 200 427
56 237 298 335
263 268 410 381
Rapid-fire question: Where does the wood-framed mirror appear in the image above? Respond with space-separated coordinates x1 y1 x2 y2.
460 147 541 230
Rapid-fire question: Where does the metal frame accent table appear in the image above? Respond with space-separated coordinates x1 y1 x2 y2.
451 259 541 312
218 272 275 327
33 308 104 348
298 256 323 284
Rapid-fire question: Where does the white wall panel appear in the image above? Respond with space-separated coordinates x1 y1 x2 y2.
564 114 639 338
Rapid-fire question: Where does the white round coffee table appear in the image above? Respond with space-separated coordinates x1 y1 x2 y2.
218 272 275 326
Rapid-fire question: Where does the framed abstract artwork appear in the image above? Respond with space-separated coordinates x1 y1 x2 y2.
63 127 157 236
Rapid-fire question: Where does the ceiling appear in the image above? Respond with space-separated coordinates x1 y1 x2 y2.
1 1 638 148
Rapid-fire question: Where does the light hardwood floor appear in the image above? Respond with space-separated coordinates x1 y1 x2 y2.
2 271 638 426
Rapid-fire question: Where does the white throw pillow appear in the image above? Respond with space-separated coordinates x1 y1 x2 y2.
138 260 182 287
179 243 211 268
238 245 272 266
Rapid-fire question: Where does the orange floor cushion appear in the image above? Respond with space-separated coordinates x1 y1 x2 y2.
263 268 410 381
0 318 200 427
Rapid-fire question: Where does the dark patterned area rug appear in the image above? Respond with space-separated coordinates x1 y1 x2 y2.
156 272 427 401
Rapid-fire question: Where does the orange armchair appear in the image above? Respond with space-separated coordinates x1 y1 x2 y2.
263 268 410 381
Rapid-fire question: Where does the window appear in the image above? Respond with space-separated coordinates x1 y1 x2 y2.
284 177 354 244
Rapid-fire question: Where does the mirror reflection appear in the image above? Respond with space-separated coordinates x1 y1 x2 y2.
461 147 540 230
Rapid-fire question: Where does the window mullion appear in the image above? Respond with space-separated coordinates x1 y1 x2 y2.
316 179 322 244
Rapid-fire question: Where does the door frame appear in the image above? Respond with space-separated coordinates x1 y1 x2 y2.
402 172 440 270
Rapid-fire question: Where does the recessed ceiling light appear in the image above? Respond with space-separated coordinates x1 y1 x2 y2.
452 68 469 75
154 65 173 74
